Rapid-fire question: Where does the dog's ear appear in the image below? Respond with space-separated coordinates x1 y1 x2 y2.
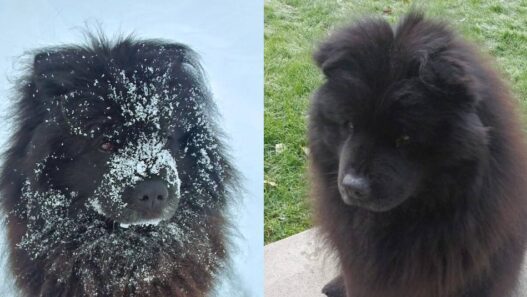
134 42 207 87
313 18 393 80
32 49 85 95
412 47 485 111
394 12 481 107
313 40 356 79
133 42 190 70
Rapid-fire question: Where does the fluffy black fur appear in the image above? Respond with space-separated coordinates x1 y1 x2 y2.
309 12 527 297
0 36 236 297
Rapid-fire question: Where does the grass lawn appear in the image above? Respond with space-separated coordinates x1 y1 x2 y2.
264 0 527 244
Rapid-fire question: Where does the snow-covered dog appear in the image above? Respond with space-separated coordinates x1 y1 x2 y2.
1 36 237 297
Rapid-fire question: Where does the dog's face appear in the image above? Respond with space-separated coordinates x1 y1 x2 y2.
311 18 489 211
44 86 184 225
27 44 210 225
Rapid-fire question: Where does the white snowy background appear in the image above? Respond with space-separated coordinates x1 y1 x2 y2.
0 0 263 296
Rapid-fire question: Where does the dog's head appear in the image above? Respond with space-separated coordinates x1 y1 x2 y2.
311 12 490 211
24 39 221 225
2 37 233 295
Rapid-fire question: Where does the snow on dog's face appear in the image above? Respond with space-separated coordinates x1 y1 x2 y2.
11 40 230 291
79 68 183 225
28 45 192 225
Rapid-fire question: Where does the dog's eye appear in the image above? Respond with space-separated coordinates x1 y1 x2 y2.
395 135 411 148
99 141 116 152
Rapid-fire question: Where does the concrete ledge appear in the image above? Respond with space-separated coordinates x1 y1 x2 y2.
264 229 338 297
265 228 527 297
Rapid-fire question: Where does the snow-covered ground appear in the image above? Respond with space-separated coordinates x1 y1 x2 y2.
0 0 263 296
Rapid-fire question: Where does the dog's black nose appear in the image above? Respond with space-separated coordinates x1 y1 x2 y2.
132 180 169 211
340 173 370 201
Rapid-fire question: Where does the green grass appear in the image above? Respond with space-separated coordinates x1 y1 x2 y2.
264 0 527 244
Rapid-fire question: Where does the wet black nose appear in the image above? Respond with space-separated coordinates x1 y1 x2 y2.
132 180 169 211
340 173 370 201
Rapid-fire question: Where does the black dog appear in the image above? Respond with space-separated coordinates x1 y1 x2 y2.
0 35 237 297
309 12 527 297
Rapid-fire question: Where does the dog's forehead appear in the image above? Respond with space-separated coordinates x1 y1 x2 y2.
107 67 175 125
62 67 185 138
45 44 209 139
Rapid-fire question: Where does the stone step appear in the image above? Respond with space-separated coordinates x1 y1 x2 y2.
264 228 527 297
265 229 337 297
